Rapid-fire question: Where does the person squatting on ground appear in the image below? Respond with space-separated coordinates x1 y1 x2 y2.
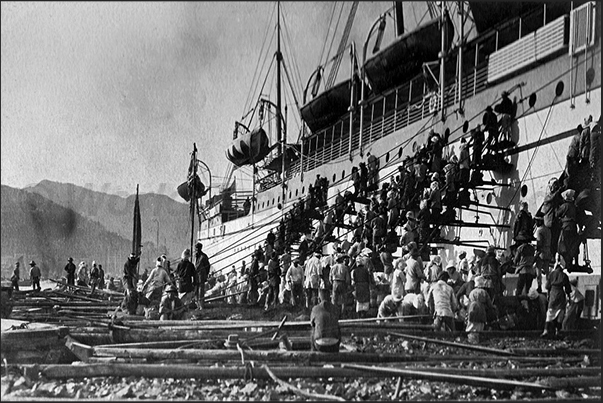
377 294 404 322
159 284 185 321
310 288 341 353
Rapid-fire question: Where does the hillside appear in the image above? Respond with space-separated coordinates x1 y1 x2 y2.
25 180 191 258
1 185 132 278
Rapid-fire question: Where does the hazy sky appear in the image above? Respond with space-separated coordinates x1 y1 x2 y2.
1 2 428 200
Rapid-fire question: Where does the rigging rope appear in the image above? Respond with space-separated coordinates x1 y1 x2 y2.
244 3 277 115
326 1 359 90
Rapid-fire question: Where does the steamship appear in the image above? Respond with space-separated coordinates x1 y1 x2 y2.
191 2 601 319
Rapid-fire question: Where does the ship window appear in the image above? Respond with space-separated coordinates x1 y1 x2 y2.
528 93 537 108
333 174 336 183
556 81 564 97
262 202 265 209
463 121 469 133
302 186 305 194
398 147 402 158
272 198 275 205
341 170 345 180
295 189 298 197
521 185 528 197
289 191 292 199
385 152 390 163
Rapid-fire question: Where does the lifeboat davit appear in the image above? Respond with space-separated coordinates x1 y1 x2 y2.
226 127 271 167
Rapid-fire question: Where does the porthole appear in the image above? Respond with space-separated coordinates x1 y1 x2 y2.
289 191 292 199
444 128 450 143
555 81 564 97
462 120 469 133
486 193 493 204
295 189 298 197
412 141 418 152
520 185 528 197
385 152 390 163
333 174 337 183
586 68 595 85
342 170 345 180
272 198 275 205
262 202 265 209
398 147 403 158
278 196 280 203
528 93 537 108
302 186 305 194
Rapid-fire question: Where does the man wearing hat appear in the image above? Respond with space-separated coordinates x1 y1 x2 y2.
64 257 76 286
457 251 470 281
513 201 534 245
404 242 425 295
175 248 198 308
142 258 172 304
29 261 41 291
533 214 551 293
556 189 579 270
377 293 404 322
310 288 341 353
123 253 141 315
286 258 304 306
427 271 459 331
446 262 463 294
399 211 418 248
351 253 373 318
304 251 322 309
541 254 571 338
159 284 185 321
329 253 351 317
194 242 210 310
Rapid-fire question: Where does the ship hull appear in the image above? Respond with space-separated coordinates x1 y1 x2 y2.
201 32 601 317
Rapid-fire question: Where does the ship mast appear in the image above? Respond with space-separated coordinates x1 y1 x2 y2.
440 1 448 122
276 1 285 214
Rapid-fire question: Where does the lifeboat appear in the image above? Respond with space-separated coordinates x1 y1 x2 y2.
363 14 454 94
226 127 271 167
300 75 367 133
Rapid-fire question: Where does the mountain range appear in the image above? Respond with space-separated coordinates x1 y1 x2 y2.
1 180 193 278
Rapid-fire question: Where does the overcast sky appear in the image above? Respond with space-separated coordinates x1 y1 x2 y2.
1 2 430 200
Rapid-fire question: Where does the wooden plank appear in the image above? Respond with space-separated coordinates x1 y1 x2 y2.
64 335 92 362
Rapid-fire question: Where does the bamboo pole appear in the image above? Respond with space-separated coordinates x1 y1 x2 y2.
91 347 585 364
341 363 555 391
262 364 345 401
21 363 601 382
388 332 518 356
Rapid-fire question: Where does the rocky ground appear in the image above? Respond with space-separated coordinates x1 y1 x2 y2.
1 300 601 401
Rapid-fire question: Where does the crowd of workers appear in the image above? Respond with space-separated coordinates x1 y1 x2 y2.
8 109 599 348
